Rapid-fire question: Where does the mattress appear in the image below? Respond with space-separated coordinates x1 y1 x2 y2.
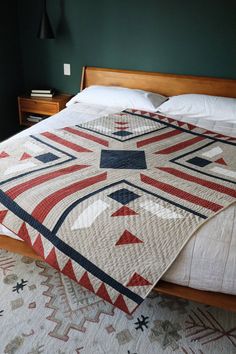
1 102 235 295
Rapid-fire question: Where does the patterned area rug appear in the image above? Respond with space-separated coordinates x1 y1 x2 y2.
0 249 235 354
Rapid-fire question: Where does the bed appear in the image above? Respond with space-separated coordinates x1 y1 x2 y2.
0 66 235 313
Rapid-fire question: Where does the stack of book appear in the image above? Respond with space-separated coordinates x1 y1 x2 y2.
30 88 55 98
26 114 48 123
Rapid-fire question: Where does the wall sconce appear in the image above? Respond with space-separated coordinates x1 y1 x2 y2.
37 0 55 39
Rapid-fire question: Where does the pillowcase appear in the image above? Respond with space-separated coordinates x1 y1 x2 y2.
157 93 236 121
66 85 167 112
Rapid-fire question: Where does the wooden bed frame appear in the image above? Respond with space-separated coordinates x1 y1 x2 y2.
0 66 236 312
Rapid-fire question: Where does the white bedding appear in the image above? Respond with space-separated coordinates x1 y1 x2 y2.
1 102 236 295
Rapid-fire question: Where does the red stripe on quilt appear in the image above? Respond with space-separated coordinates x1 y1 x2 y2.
157 167 236 198
31 172 107 223
63 127 109 147
155 136 204 154
136 129 182 148
140 174 222 212
6 165 89 200
41 132 92 153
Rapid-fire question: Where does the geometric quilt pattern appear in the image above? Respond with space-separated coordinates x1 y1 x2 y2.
0 108 235 314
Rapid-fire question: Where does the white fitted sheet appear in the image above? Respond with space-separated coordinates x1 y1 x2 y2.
1 102 236 295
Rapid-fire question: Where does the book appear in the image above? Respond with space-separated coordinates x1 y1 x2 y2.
28 114 47 119
26 114 47 122
31 88 54 93
27 118 42 123
30 91 55 98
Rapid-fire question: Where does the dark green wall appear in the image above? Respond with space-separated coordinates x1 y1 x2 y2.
0 2 22 140
17 0 236 95
5 0 236 140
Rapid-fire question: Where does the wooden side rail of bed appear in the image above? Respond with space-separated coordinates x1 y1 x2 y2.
0 234 42 260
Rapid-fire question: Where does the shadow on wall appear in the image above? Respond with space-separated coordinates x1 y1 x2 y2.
56 0 71 40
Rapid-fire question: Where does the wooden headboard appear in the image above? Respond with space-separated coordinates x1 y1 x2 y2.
80 66 236 98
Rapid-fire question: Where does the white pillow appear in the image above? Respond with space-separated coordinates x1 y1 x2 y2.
66 85 167 112
157 93 236 121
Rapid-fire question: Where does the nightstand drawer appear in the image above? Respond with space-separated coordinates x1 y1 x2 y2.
20 98 58 115
18 94 72 127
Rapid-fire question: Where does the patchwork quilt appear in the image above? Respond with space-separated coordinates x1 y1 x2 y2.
0 109 235 314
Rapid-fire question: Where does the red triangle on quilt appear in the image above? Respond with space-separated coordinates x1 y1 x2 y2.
127 272 152 287
215 134 226 139
215 158 227 166
78 271 95 293
115 230 143 245
0 210 8 223
0 151 9 158
204 130 216 135
149 113 157 118
20 152 32 160
62 259 77 282
33 234 45 258
156 114 165 120
176 121 185 127
115 122 128 125
18 222 32 245
140 110 148 115
111 206 138 217
187 123 195 130
45 247 60 271
115 127 129 131
113 294 130 313
166 117 174 124
96 283 112 303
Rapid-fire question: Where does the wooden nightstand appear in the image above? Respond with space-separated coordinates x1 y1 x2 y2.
18 93 72 127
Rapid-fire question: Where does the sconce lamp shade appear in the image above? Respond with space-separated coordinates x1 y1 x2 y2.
37 0 55 39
